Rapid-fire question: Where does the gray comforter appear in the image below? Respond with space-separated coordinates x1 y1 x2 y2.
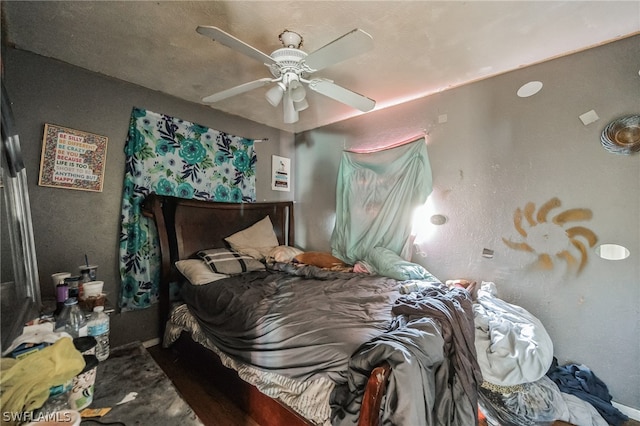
180 263 402 383
332 286 482 426
180 263 480 425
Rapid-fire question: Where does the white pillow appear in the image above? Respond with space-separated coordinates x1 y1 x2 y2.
175 259 228 285
266 245 304 263
224 216 279 260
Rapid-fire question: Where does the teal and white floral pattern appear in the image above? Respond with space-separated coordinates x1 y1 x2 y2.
118 107 256 311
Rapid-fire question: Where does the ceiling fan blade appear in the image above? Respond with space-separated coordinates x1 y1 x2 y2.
307 79 375 112
304 29 374 71
202 78 273 103
197 26 276 66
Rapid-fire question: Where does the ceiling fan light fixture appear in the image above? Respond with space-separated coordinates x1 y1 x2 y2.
283 91 299 124
289 80 307 103
265 83 285 107
294 98 309 112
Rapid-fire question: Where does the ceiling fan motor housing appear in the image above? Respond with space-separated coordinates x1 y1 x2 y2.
269 48 311 79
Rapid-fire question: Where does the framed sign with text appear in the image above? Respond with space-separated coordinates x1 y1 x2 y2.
271 155 290 192
38 124 108 192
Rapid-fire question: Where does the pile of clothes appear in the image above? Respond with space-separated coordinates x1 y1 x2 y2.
1 337 85 421
547 360 629 426
472 282 628 426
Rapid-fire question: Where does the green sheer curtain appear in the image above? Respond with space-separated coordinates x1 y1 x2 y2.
331 138 432 264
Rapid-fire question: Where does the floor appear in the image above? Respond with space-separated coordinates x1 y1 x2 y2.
92 342 201 425
148 344 640 426
147 344 259 426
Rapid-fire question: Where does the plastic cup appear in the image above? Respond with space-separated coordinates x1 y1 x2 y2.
51 272 71 293
67 355 98 411
78 265 98 281
82 281 104 299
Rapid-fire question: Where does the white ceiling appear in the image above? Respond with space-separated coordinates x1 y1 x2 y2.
3 1 639 133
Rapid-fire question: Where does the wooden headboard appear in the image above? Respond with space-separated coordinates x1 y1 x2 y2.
142 193 294 332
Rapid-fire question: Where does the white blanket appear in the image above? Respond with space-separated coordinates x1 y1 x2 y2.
473 281 554 386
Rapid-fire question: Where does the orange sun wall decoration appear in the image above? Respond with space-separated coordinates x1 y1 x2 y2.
502 197 598 275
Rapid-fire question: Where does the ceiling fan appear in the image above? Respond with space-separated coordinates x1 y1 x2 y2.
196 26 376 124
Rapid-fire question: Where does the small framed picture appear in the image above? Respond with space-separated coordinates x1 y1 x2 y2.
271 155 290 192
38 124 108 192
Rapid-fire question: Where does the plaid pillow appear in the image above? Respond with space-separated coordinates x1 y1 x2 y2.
197 248 265 275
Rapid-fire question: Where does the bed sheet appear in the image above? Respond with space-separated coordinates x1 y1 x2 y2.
164 303 334 425
333 286 482 425
179 263 403 383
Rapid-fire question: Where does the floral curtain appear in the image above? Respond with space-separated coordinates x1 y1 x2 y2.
118 107 256 311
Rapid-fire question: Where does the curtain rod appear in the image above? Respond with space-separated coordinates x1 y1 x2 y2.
218 133 269 143
345 133 426 154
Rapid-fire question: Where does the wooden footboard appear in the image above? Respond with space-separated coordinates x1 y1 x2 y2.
169 333 391 426
359 362 392 426
142 194 391 426
169 333 310 426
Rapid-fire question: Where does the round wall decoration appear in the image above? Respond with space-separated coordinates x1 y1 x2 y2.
600 114 640 155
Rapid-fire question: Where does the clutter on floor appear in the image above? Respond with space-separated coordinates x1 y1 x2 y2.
1 323 201 426
0 317 102 425
473 281 629 426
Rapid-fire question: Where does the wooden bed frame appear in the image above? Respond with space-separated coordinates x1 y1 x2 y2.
142 193 391 426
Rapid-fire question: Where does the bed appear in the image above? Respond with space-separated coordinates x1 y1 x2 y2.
142 193 482 426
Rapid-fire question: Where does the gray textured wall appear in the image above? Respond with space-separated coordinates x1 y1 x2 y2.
3 48 294 348
296 35 640 409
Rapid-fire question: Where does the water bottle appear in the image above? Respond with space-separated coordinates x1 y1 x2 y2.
88 306 110 361
60 298 88 338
